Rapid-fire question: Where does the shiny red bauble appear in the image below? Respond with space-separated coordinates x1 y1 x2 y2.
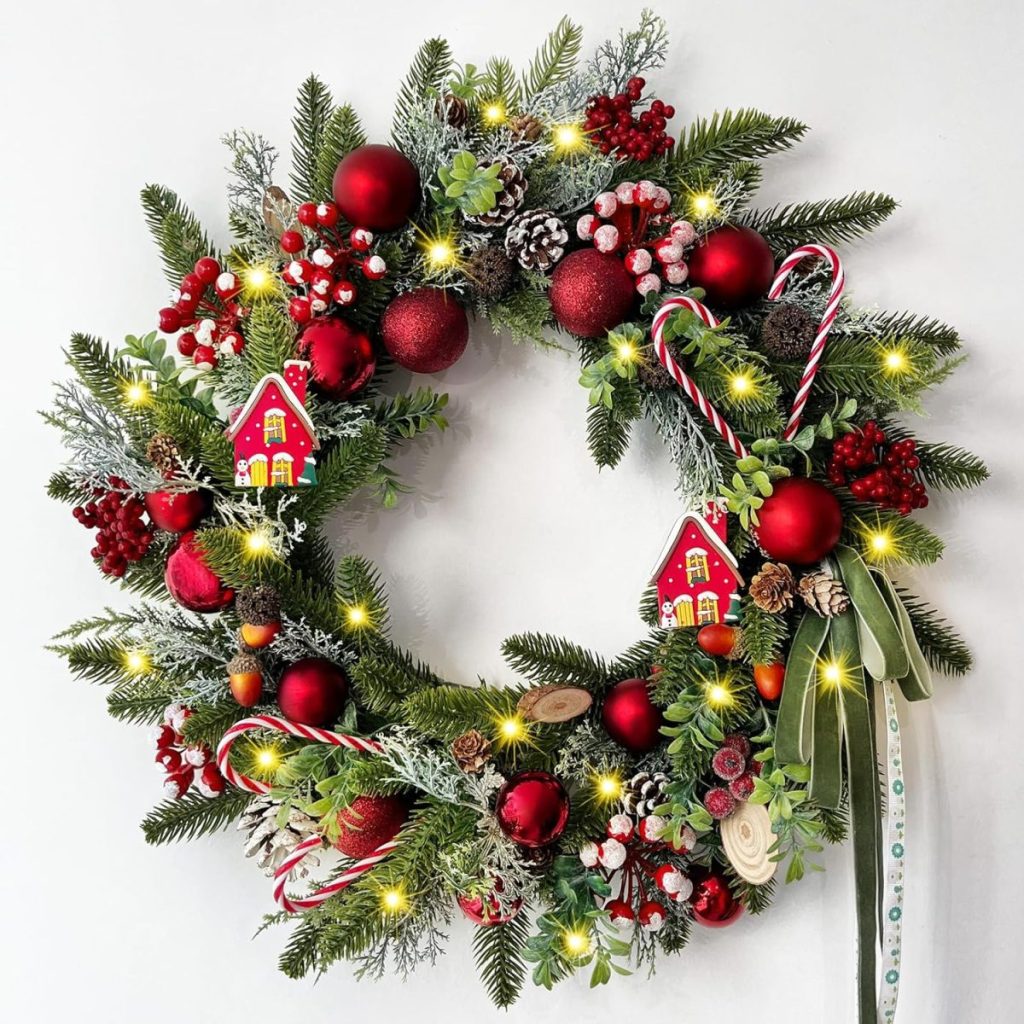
687 226 774 309
144 489 210 533
549 249 635 338
495 771 570 848
380 288 469 373
276 657 348 727
296 316 376 400
689 867 743 927
335 795 409 859
331 144 420 231
456 882 522 926
753 476 844 565
601 678 664 753
164 531 234 612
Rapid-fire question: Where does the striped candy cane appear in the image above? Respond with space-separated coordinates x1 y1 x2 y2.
216 715 394 913
767 243 846 440
651 295 750 460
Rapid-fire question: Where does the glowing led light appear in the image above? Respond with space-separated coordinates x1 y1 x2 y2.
616 340 639 363
881 345 913 376
551 122 588 156
596 774 623 801
243 265 275 295
380 886 409 915
123 650 151 675
563 928 592 957
498 715 526 742
345 604 369 628
870 531 893 555
729 372 754 397
857 519 903 564
707 684 731 707
818 656 857 692
256 748 278 769
483 102 507 125
124 380 151 406
418 226 461 273
245 530 272 556
688 191 719 219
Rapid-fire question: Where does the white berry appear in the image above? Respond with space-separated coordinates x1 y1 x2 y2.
664 261 690 285
594 224 620 253
576 214 599 240
635 272 662 296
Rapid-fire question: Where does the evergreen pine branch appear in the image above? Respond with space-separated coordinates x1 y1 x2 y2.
117 544 179 599
860 311 961 355
840 497 945 565
586 401 633 470
482 56 521 110
313 104 367 202
48 634 128 685
521 16 584 99
392 38 453 137
290 76 335 203
727 871 776 914
335 555 391 644
895 588 973 676
482 288 556 348
609 634 663 680
181 700 248 748
244 302 296 383
198 428 236 489
818 801 850 844
153 402 223 467
374 388 449 440
473 911 531 1008
140 184 218 287
106 678 181 725
141 788 251 844
638 586 659 627
501 633 609 689
278 916 330 980
879 427 989 491
744 192 898 250
66 333 133 412
47 470 89 505
740 600 789 665
351 646 443 718
289 527 337 589
402 684 525 742
673 109 808 173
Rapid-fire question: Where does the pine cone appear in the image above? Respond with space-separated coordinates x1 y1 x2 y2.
622 771 670 817
435 93 469 129
749 562 797 613
236 585 280 625
146 432 180 475
761 303 817 361
451 729 492 773
465 244 517 300
508 113 544 142
237 795 321 877
464 159 528 227
504 209 569 272
798 570 851 617
637 355 675 390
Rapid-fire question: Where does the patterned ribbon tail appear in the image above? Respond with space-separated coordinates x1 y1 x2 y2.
878 679 906 1022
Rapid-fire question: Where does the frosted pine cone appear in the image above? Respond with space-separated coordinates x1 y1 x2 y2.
798 570 851 617
435 93 469 129
622 771 670 817
504 209 568 271
749 562 797 613
238 795 320 877
464 159 527 227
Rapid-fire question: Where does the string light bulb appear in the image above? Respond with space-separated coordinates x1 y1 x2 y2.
244 529 272 556
728 372 754 398
482 102 507 126
562 928 591 957
818 656 856 692
881 345 911 375
123 649 151 675
551 122 588 157
496 714 528 746
242 265 276 297
345 604 370 628
124 380 151 406
616 340 640 363
688 191 719 220
595 773 623 801
380 886 409 915
418 225 462 273
248 741 285 779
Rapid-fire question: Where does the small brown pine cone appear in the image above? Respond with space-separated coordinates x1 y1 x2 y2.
236 586 281 625
637 356 676 390
227 650 262 676
749 562 797 613
798 570 851 617
504 209 568 271
146 433 181 475
508 113 544 142
451 729 492 773
435 93 469 129
760 303 817 361
465 244 518 300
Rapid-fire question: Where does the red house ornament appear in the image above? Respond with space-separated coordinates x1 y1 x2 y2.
226 360 319 487
649 505 743 628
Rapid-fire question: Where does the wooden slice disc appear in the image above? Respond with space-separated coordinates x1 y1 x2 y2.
517 685 593 723
262 185 298 235
720 800 777 885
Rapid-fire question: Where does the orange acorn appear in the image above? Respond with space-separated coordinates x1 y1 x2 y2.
696 623 738 658
227 651 264 707
236 586 281 650
753 662 785 702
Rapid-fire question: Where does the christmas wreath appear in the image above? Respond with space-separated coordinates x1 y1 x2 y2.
46 12 986 1021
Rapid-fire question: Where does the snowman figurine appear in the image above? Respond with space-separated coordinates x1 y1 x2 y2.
660 599 678 629
234 458 251 487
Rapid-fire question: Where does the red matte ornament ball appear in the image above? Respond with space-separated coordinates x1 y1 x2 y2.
144 489 210 533
687 226 775 309
296 316 376 400
457 883 522 926
380 288 468 373
331 144 421 232
164 531 234 613
276 657 348 727
752 476 844 565
601 677 665 753
549 249 635 338
495 771 570 848
689 867 743 927
334 795 409 859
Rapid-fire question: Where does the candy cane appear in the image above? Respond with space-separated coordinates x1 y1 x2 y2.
216 715 393 913
767 243 846 440
651 296 749 460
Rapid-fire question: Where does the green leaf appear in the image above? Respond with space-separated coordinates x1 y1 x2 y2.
521 16 583 98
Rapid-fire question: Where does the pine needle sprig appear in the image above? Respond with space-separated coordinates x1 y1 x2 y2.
313 104 367 202
393 38 453 140
501 633 609 689
521 17 584 99
244 302 296 383
740 600 789 665
290 75 335 204
474 911 532 1008
895 588 973 676
673 109 808 175
141 788 252 845
744 192 898 250
588 9 669 94
140 184 219 287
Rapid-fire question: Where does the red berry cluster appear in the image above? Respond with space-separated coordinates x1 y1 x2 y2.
154 703 225 800
72 477 154 577
583 77 675 160
704 735 760 820
280 202 386 325
157 256 246 371
829 421 928 516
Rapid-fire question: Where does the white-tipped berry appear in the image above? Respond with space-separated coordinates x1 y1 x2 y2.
362 254 387 280
664 261 689 285
579 841 601 868
638 900 667 932
638 814 668 843
635 272 662 296
624 248 653 275
577 213 600 240
593 191 618 217
598 838 628 870
670 220 697 246
607 814 635 843
615 181 637 204
654 238 684 265
593 224 620 253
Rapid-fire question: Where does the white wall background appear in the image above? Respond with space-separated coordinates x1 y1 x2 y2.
2 1 1021 1020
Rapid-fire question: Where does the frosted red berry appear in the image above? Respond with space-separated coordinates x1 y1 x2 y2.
704 787 737 820
712 746 746 781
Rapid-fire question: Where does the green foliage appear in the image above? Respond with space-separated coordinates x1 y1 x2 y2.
351 645 443 717
66 333 133 413
501 633 609 690
375 388 449 440
106 677 181 725
181 700 249 749
521 16 583 98
896 589 972 676
140 184 218 287
244 302 296 383
393 38 453 135
290 75 335 203
481 56 521 110
588 9 669 94
48 632 129 686
744 192 898 250
864 310 961 355
473 912 531 1008
436 152 503 216
402 684 525 743
142 788 252 844
120 331 217 418
313 104 367 201
673 109 808 174
741 600 789 665
659 307 735 366
579 327 643 407
585 391 640 470
482 287 555 347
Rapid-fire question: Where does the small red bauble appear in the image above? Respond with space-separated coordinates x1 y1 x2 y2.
193 256 220 284
601 678 664 753
296 316 376 400
689 867 743 927
276 657 348 727
696 623 738 658
457 882 522 926
549 249 635 338
158 307 182 333
753 477 844 565
687 226 775 309
144 489 210 533
495 771 570 848
164 531 234 613
332 144 421 232
380 288 469 374
334 795 408 859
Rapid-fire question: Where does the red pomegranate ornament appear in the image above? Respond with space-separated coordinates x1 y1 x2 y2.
494 771 570 848
689 866 743 927
296 316 376 400
687 226 774 309
331 144 421 231
164 531 234 612
601 677 664 753
276 657 348 727
549 249 635 338
380 288 469 373
753 476 844 565
335 794 409 859
144 489 210 533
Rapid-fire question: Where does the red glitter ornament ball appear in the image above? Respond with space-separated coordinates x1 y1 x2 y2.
752 476 844 565
331 144 420 232
601 677 665 753
144 489 210 534
334 795 409 859
689 867 743 927
380 288 469 373
296 316 376 400
495 771 570 848
687 226 775 309
164 531 234 613
276 657 348 727
549 249 635 338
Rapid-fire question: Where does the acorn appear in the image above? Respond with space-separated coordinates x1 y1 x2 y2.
227 650 264 708
696 623 739 658
236 586 281 649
